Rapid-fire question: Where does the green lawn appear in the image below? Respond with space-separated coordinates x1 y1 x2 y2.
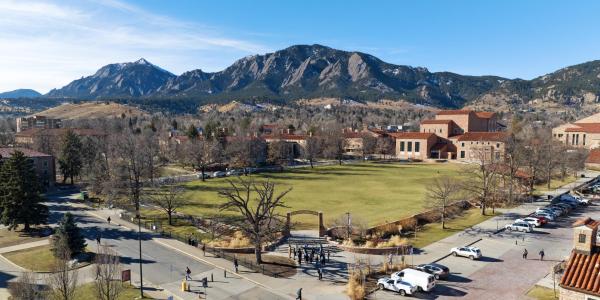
168 162 466 229
3 245 56 272
526 285 558 300
408 209 497 249
73 282 151 300
0 227 51 248
533 175 577 195
158 164 192 177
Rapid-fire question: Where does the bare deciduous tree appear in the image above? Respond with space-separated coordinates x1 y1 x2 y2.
425 176 461 229
148 185 186 226
303 136 323 168
218 178 291 264
47 240 78 300
94 245 123 300
8 271 41 300
323 131 346 165
462 147 501 215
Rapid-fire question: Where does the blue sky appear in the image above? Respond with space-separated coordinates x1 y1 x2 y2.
2 0 600 93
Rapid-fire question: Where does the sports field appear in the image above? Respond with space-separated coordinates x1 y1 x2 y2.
173 162 466 229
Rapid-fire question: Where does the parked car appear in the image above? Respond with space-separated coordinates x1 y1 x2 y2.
391 268 436 292
377 277 417 296
211 171 226 178
533 212 555 221
516 217 542 227
226 169 242 176
196 172 210 179
450 246 482 260
536 208 558 217
414 263 450 280
505 222 533 232
534 216 549 225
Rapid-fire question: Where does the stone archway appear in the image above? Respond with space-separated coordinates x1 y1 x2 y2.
285 210 326 237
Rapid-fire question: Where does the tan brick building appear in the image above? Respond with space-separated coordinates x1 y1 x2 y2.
559 217 600 299
389 132 438 160
552 112 600 149
0 147 55 190
393 109 505 162
16 115 61 132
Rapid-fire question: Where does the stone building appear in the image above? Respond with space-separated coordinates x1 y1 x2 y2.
0 147 55 190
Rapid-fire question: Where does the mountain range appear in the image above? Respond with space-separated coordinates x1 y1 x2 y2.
38 44 600 110
0 89 41 98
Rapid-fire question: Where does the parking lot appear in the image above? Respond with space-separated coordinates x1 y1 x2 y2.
373 186 600 299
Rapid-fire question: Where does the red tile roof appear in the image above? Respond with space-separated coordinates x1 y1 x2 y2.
587 149 600 165
456 132 508 142
566 123 600 133
388 132 436 140
264 133 308 141
0 147 52 158
421 120 454 125
475 112 495 119
436 109 473 115
560 250 600 296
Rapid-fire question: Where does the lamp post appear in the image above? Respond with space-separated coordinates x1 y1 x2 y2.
135 204 144 299
346 212 351 239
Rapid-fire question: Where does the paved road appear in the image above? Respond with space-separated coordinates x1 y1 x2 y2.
46 192 287 300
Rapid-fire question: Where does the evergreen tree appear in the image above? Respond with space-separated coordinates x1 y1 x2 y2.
59 130 83 184
52 213 86 258
0 151 48 231
186 124 199 139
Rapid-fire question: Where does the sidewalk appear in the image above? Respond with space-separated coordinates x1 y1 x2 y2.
85 205 349 300
0 239 49 254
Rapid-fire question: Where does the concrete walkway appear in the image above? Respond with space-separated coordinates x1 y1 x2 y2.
0 239 49 254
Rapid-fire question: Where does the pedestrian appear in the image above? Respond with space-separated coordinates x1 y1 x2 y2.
188 235 192 245
107 216 111 224
288 245 292 258
185 266 192 280
387 253 393 265
202 243 206 256
523 248 528 259
234 257 239 273
317 267 322 280
293 247 297 259
539 249 545 261
298 252 302 265
327 249 330 261
96 233 101 245
296 288 302 300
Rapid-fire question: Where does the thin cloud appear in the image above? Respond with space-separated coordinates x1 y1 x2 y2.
0 0 269 93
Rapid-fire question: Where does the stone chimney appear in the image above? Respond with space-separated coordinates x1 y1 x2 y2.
573 218 598 255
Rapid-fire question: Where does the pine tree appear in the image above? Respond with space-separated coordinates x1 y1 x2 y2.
52 213 86 258
59 130 83 184
186 124 199 139
0 151 48 231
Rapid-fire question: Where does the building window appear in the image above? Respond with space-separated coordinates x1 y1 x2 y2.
495 152 500 160
461 142 465 147
460 151 465 158
584 134 587 146
407 142 412 152
439 129 442 133
576 134 580 145
572 134 576 145
579 234 587 243
415 142 420 152
400 142 405 152
496 143 500 148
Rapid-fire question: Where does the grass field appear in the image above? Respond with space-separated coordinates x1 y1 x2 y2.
533 175 577 195
408 209 498 248
166 162 466 229
3 245 56 272
73 282 149 300
0 227 51 248
526 285 558 300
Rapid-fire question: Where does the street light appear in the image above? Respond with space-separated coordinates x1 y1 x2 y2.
136 205 144 299
346 212 351 239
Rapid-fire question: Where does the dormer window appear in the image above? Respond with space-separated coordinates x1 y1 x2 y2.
579 234 587 243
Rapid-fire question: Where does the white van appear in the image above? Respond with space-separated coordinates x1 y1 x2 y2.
391 268 436 292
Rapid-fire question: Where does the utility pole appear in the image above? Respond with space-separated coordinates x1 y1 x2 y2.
136 203 144 299
346 212 351 239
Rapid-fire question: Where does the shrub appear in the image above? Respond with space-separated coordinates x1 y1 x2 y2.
345 270 366 300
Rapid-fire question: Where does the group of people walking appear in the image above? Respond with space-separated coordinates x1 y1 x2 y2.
290 244 329 280
522 248 545 260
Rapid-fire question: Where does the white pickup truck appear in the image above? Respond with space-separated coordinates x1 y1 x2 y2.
377 277 417 296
